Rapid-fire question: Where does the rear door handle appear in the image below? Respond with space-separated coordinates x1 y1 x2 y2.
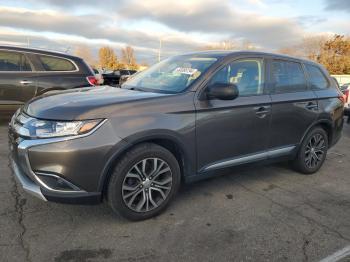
20 80 33 85
254 106 270 118
305 101 318 110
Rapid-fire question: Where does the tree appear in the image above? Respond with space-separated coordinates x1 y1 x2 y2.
121 46 138 70
278 35 328 60
301 35 328 61
74 45 97 67
318 35 350 74
241 40 256 50
278 34 350 74
98 46 119 70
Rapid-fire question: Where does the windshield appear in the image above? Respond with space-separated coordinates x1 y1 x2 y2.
123 55 217 93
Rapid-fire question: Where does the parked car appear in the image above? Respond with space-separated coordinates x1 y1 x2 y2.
9 51 344 221
340 83 349 121
0 45 98 117
102 69 137 86
119 73 135 85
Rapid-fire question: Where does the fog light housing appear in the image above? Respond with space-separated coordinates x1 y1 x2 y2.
35 173 83 192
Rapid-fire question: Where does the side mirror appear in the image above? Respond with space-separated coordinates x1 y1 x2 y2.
207 83 239 100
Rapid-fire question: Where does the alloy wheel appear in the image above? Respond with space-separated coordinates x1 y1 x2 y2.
304 133 326 169
122 158 173 212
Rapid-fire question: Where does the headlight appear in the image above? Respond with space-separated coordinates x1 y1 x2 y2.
21 118 103 138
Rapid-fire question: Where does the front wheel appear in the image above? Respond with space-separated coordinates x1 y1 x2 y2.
292 127 328 174
107 143 181 221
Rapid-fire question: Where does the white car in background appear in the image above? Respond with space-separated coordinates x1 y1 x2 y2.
340 83 350 121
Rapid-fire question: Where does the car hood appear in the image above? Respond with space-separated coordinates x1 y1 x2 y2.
24 86 169 120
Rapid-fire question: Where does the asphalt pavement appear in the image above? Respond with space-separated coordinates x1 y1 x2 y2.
1 121 349 262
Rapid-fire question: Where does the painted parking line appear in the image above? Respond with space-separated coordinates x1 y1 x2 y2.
319 245 350 262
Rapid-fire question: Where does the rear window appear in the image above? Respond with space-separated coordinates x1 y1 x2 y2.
272 60 306 93
0 50 32 71
305 64 329 90
38 55 76 71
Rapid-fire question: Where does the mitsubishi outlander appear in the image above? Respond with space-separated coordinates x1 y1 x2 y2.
9 51 344 220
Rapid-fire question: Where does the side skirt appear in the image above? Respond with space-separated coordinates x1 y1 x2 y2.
185 145 296 183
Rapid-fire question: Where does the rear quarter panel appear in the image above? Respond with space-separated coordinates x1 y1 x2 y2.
313 88 344 146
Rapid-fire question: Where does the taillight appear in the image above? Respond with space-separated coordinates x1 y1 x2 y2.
86 76 98 86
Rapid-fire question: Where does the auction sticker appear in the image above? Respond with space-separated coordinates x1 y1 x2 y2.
173 67 198 75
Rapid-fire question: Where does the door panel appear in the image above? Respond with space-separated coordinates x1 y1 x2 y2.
195 57 271 172
195 95 272 171
267 59 318 149
0 50 37 106
0 73 37 104
269 91 318 148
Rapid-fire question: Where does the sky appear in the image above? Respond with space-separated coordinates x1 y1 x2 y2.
0 0 349 64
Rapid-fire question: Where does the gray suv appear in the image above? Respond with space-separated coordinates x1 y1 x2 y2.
0 46 97 118
9 51 344 220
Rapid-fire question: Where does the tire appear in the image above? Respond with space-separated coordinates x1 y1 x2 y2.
292 127 328 174
107 143 181 221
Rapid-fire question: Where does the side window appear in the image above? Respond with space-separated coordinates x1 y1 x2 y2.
0 51 32 72
271 60 306 93
21 55 32 71
38 55 76 71
305 64 329 90
209 59 264 96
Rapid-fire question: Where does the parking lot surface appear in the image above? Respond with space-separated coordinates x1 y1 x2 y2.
1 121 349 262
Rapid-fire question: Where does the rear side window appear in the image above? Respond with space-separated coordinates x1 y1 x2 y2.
305 64 329 90
0 51 32 72
38 55 76 71
271 60 306 93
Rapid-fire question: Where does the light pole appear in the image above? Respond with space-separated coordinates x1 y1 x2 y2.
158 35 176 62
158 38 162 62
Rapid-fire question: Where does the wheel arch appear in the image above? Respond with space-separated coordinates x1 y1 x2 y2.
299 119 333 148
98 131 194 195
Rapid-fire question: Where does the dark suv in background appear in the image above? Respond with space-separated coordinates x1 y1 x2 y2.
0 46 97 117
9 51 344 221
102 69 137 86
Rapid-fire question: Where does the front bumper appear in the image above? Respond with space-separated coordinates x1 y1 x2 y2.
9 137 103 204
8 115 127 205
10 155 47 201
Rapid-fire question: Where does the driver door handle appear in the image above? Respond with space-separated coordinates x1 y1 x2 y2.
20 80 33 85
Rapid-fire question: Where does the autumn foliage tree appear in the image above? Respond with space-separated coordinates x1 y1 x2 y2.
98 46 120 70
318 35 350 74
279 34 350 74
121 46 138 70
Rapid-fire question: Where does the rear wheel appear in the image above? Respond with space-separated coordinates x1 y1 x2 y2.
292 127 328 174
107 143 181 221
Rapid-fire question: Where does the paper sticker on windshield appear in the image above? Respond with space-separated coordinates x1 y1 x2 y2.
173 67 198 75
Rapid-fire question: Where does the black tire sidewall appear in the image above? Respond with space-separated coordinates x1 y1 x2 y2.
107 143 181 221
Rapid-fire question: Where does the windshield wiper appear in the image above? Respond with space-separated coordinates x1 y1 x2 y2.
122 86 147 92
